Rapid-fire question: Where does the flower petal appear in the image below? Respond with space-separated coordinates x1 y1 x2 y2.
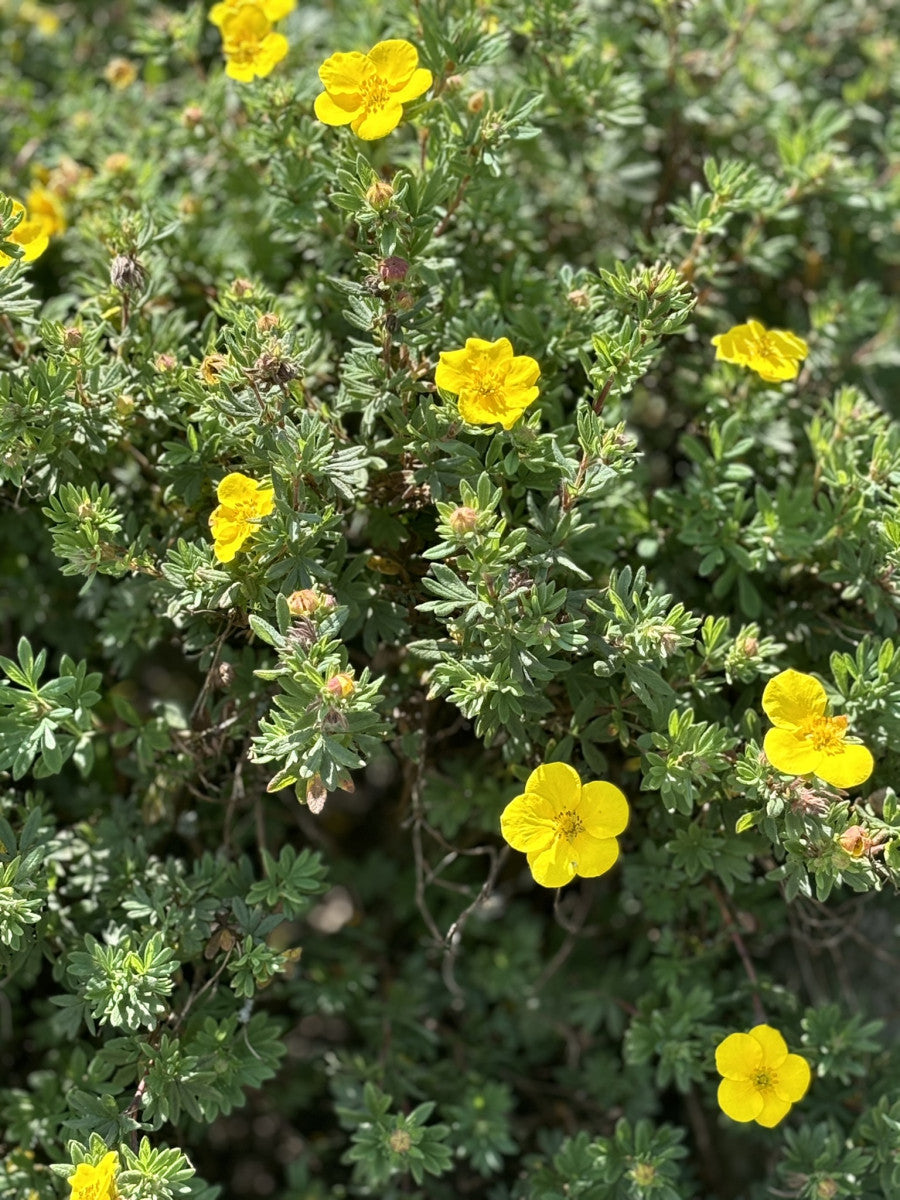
755 1093 792 1128
393 66 433 104
815 743 874 789
216 472 257 504
762 669 826 729
524 762 581 808
319 51 372 95
352 102 405 140
579 781 629 838
748 1024 788 1069
314 91 358 125
754 357 799 382
717 1078 763 1122
571 832 619 878
500 791 557 853
367 39 418 87
527 839 576 888
434 348 471 394
716 1032 762 1080
775 1053 811 1103
768 329 808 360
253 486 276 517
458 391 505 426
505 355 541 390
763 728 822 777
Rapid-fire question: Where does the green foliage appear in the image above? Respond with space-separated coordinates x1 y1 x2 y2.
1 0 900 1196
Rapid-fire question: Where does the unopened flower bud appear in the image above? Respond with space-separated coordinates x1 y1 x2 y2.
103 152 132 174
365 179 394 209
467 90 486 114
567 288 590 309
741 636 759 656
394 290 415 311
444 73 464 91
116 394 135 417
215 661 236 688
378 256 409 283
231 277 254 298
181 105 204 129
816 1181 839 1200
448 505 478 535
155 352 176 372
389 1130 412 1154
326 673 355 699
256 312 280 333
62 326 82 349
110 253 145 292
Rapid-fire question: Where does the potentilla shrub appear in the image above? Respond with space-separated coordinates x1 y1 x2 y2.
2 0 900 1197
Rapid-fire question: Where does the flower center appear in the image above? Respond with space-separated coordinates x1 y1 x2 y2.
753 1069 776 1093
555 809 584 842
800 713 848 754
360 73 391 112
471 367 508 411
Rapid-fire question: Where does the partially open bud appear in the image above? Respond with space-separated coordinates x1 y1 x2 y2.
365 179 394 210
326 673 355 699
448 505 478 535
110 253 145 292
252 351 298 387
288 589 319 616
200 353 227 386
838 825 873 858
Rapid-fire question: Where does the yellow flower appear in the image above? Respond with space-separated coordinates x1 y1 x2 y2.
711 320 808 382
500 763 629 888
435 337 540 429
716 1025 810 1127
209 0 294 26
208 472 276 562
0 198 49 269
219 3 289 81
103 57 138 89
26 184 66 237
762 668 873 789
68 1150 120 1200
314 39 432 140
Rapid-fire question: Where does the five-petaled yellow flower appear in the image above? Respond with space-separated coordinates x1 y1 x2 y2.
218 3 289 82
209 472 275 562
762 668 874 789
314 39 432 140
500 763 629 888
716 1025 810 1127
68 1150 120 1200
0 198 49 269
209 0 295 25
435 337 541 429
712 320 808 382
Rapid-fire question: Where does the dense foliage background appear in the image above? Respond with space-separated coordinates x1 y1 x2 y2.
2 0 900 1196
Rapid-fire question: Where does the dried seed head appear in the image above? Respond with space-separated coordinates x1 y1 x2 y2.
837 825 873 858
62 326 83 349
215 661 236 689
321 708 349 733
252 351 298 387
287 617 318 649
110 253 146 292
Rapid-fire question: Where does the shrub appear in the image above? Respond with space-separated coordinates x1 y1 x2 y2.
2 0 899 1196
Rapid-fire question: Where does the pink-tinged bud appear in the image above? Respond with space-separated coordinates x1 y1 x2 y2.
231 277 254 298
181 105 204 129
378 256 409 283
365 179 394 209
448 505 478 535
155 352 176 372
326 673 355 699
